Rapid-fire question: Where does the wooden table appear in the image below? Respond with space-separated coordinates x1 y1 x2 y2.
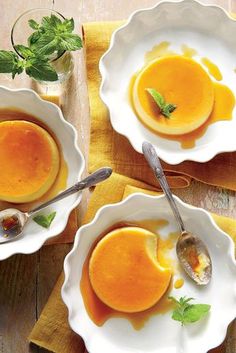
0 0 235 352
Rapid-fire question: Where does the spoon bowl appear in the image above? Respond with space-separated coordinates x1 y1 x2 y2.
0 167 112 244
177 231 212 285
0 209 28 243
142 141 212 285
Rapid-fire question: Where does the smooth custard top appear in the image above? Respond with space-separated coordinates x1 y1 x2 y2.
0 120 60 203
133 55 215 135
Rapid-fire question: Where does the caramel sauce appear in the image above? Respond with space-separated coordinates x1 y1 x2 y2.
80 220 180 330
129 48 235 149
0 108 68 212
181 44 198 58
2 216 18 231
145 42 197 64
145 41 176 63
157 82 235 149
201 57 223 81
174 278 184 289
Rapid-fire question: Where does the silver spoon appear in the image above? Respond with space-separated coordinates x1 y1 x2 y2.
142 142 212 285
0 167 112 244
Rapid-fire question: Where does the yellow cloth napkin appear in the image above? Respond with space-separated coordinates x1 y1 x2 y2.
83 21 236 191
29 172 236 353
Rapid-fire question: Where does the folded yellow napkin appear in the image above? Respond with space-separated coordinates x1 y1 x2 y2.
83 21 236 191
29 172 236 353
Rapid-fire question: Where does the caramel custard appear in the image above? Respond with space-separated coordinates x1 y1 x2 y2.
133 56 215 135
0 109 68 208
129 60 235 149
130 42 235 149
89 227 172 313
81 221 179 329
0 120 59 203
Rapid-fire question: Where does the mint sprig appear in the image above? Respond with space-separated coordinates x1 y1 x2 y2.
146 88 177 118
27 15 82 56
0 51 24 78
0 50 58 81
169 296 211 325
0 14 82 81
25 59 58 81
33 211 56 229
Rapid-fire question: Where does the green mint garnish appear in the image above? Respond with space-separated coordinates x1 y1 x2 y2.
0 14 82 81
28 19 40 30
25 58 58 81
33 211 56 229
169 296 211 326
0 51 24 78
146 88 177 118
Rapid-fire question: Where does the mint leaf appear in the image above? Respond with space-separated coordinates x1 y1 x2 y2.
33 211 56 229
12 60 24 78
162 103 177 118
28 19 40 30
169 296 210 325
31 15 82 55
33 32 58 56
33 32 82 54
165 103 177 113
62 18 74 33
14 45 34 59
172 309 185 322
146 88 165 108
0 50 24 78
0 50 19 72
146 88 177 118
41 14 62 30
183 304 211 323
26 58 58 81
28 31 42 47
58 33 82 51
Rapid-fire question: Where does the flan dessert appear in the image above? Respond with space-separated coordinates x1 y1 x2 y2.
0 120 60 203
132 55 215 135
89 227 172 313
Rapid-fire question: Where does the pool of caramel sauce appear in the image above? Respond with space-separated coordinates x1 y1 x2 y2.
130 42 235 149
0 108 68 212
80 219 181 330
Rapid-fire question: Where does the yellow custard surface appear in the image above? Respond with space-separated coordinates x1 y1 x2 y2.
132 55 215 135
0 120 60 203
89 226 172 313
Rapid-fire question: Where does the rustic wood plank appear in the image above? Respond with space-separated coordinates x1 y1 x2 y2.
0 254 38 353
37 244 72 315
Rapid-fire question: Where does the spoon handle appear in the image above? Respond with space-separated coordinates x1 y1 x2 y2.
28 167 112 215
142 141 185 233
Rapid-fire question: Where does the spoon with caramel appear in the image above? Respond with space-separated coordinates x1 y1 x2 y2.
0 167 112 244
142 141 212 285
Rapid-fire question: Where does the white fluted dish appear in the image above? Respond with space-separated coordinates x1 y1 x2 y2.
0 86 85 260
100 0 236 164
62 193 236 353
